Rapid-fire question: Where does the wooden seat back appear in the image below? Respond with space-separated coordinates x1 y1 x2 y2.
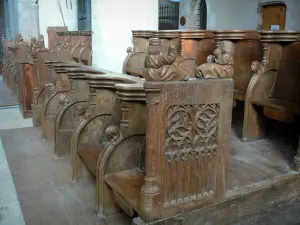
123 30 153 76
271 41 300 106
179 30 216 77
212 30 262 100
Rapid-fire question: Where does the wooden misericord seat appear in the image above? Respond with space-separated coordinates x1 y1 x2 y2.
54 66 113 157
70 76 146 215
71 74 144 178
33 29 92 128
31 27 69 126
212 30 262 103
102 79 233 224
242 30 300 142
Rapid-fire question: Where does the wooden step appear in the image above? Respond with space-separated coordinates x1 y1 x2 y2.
104 168 144 215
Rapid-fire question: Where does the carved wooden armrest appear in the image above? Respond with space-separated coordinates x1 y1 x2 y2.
245 68 278 102
104 126 122 147
45 83 55 90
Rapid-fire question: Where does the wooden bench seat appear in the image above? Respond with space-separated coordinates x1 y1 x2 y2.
252 98 300 114
242 30 300 141
104 168 144 216
100 79 233 223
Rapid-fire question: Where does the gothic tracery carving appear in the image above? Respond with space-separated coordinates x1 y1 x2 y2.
165 103 220 163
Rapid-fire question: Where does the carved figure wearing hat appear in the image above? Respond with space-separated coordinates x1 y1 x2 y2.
196 40 235 79
143 38 189 81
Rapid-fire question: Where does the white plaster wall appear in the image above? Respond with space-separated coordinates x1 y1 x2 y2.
179 0 300 30
18 0 40 40
92 0 159 73
39 0 78 47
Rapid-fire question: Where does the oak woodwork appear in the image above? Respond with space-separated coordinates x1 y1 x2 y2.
54 67 112 157
212 30 262 101
242 31 300 142
32 30 92 129
103 79 233 223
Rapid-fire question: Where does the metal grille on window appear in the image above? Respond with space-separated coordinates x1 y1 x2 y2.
78 0 91 31
197 0 207 29
159 4 179 30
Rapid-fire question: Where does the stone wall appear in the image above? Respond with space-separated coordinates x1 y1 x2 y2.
179 0 300 30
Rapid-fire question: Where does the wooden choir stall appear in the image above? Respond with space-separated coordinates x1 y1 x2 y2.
2 28 300 225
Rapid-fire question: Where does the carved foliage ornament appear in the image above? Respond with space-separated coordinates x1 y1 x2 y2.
165 104 220 163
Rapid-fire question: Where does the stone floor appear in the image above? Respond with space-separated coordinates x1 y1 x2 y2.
0 77 18 107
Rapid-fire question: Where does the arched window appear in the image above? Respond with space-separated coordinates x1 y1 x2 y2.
197 0 207 29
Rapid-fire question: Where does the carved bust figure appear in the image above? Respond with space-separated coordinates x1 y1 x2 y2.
143 38 189 81
59 94 71 107
76 105 86 116
105 126 121 144
16 33 24 42
196 40 235 79
251 61 264 75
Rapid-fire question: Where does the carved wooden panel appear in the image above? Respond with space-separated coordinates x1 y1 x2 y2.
139 79 233 222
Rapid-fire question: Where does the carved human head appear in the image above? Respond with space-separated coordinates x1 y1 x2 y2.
76 105 86 116
148 38 161 55
251 61 261 73
16 33 24 42
220 41 235 55
105 126 120 142
37 35 45 47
